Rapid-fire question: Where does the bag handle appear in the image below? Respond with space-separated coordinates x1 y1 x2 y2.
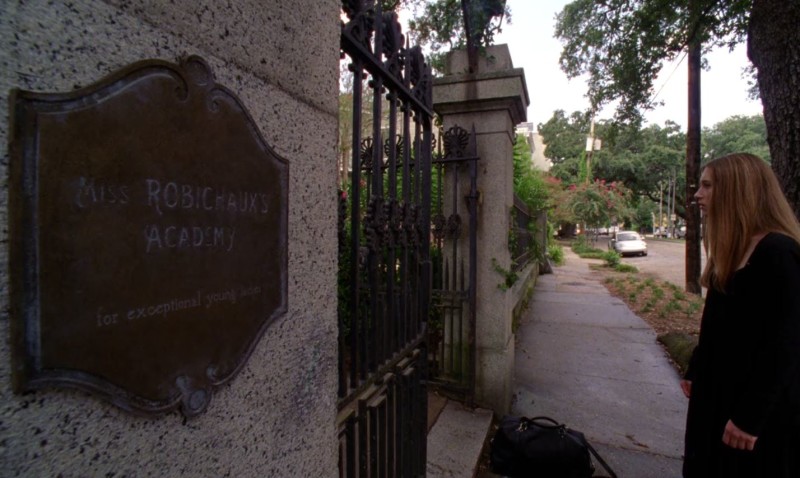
528 416 563 428
516 416 564 432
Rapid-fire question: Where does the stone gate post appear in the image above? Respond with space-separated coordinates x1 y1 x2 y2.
0 1 340 475
433 45 529 414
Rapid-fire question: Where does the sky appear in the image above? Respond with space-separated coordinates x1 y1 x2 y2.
493 0 764 131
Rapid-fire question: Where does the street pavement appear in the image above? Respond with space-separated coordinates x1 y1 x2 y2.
511 248 688 477
428 247 690 477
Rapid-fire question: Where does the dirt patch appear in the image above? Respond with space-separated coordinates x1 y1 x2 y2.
590 264 702 336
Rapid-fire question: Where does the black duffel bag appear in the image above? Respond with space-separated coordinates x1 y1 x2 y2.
490 416 616 478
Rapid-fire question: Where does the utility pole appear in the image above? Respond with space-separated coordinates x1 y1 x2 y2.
659 182 664 236
585 115 598 183
670 170 677 237
666 178 672 237
685 0 703 294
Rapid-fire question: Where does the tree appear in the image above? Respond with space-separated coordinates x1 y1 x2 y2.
598 122 686 211
554 0 800 218
538 111 686 206
536 110 613 187
567 179 634 233
512 134 550 212
702 114 770 163
555 0 800 296
540 109 727 240
536 110 589 167
555 0 750 123
407 0 510 72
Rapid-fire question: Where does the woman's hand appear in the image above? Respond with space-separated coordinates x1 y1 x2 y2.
722 419 758 451
680 379 692 398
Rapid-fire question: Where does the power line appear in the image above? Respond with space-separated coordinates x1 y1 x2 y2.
651 51 689 105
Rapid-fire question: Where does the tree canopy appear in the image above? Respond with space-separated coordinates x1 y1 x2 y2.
555 0 752 123
538 110 770 224
701 114 769 164
555 0 800 216
567 179 634 232
407 0 510 72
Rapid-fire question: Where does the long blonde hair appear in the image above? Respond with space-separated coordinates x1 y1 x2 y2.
700 153 800 291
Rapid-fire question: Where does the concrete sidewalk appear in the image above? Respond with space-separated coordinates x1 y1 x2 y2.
512 248 687 477
427 248 688 476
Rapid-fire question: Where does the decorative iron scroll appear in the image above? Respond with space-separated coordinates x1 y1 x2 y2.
443 125 472 159
360 137 375 170
384 134 404 163
341 1 433 117
9 56 289 417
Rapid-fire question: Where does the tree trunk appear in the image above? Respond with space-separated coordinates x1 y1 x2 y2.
748 0 800 218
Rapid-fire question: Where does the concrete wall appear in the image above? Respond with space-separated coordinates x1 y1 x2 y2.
0 0 340 475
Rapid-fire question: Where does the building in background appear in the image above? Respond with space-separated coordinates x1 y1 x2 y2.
516 122 552 171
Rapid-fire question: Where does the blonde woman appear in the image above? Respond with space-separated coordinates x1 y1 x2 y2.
681 153 800 477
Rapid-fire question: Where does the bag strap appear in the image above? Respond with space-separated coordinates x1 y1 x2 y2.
584 440 617 478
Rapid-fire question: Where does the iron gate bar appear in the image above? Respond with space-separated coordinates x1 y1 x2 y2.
342 412 356 477
399 46 413 360
385 373 396 478
339 1 431 475
512 194 535 272
367 12 383 379
385 96 398 373
348 53 363 391
450 144 460 379
358 398 369 476
467 128 478 402
367 394 384 476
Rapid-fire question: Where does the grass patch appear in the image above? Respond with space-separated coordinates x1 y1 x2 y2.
570 236 605 258
614 263 638 273
657 332 699 374
548 244 566 266
578 251 606 259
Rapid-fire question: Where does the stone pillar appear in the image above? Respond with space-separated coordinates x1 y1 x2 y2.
0 1 340 475
433 45 529 414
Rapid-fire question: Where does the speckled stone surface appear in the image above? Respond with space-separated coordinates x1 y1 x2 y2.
433 46 529 416
0 0 339 476
105 0 341 116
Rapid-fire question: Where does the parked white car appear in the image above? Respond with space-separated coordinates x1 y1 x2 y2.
609 231 648 256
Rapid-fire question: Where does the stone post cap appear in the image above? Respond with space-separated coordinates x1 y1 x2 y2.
445 44 514 75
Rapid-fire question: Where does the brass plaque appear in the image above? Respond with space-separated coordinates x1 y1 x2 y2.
9 56 289 416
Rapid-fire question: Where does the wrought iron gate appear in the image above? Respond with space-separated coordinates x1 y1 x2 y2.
338 1 433 476
428 125 479 400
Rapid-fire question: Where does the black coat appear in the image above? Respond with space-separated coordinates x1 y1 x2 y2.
683 233 800 477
